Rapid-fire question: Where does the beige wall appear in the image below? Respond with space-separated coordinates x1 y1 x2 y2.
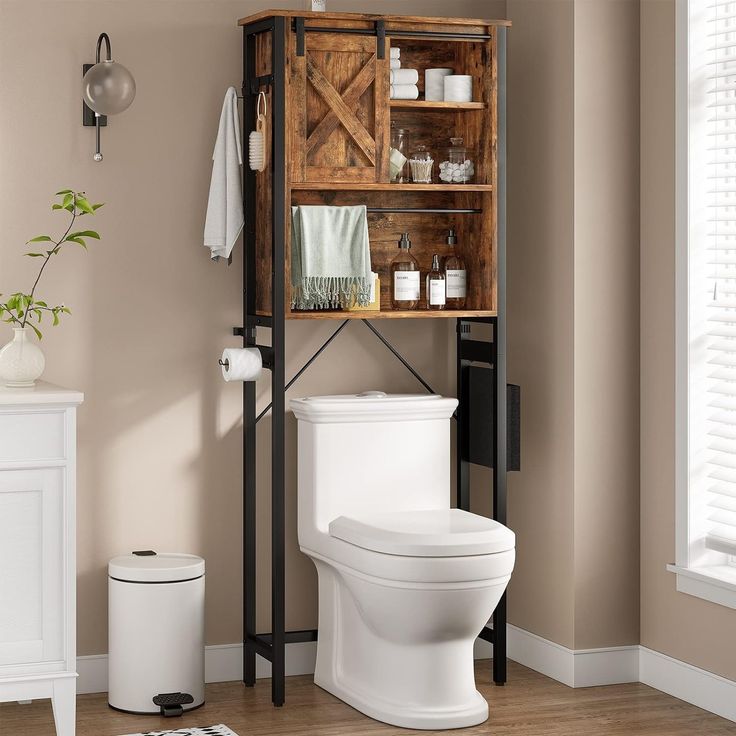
0 0 503 657
506 0 576 649
505 0 640 650
572 0 640 649
640 0 736 680
4 0 713 673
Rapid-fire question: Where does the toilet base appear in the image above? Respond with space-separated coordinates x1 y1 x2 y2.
310 555 510 730
315 674 489 730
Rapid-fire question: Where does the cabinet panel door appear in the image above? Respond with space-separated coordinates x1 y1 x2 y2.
0 468 64 667
289 32 390 183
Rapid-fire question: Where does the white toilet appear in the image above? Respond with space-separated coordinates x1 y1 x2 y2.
291 392 515 730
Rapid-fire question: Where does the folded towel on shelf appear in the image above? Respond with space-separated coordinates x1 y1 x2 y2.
390 84 419 100
390 46 400 59
390 58 401 70
204 87 244 261
390 68 419 85
291 205 372 310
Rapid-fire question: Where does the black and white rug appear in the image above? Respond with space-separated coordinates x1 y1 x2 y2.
120 726 238 736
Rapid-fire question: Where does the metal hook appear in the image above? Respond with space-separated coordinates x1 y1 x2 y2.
257 90 267 119
219 358 230 369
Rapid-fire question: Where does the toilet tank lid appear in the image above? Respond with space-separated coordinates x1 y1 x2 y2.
290 392 458 423
108 552 205 583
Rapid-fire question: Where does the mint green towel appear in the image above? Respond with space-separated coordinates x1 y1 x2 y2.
291 205 372 310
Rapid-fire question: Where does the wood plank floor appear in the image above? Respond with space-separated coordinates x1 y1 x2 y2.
2 660 735 736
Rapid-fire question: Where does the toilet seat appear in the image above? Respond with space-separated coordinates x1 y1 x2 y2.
329 508 515 557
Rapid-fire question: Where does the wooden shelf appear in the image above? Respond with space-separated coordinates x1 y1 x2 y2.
286 309 497 320
389 100 485 111
290 182 492 192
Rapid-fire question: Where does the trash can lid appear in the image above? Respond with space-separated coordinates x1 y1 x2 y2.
108 552 205 583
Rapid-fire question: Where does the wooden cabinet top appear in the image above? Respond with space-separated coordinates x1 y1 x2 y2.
238 9 511 29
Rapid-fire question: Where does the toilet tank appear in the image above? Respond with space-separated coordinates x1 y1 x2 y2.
290 392 459 547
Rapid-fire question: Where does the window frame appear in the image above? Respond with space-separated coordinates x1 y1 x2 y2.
671 0 736 609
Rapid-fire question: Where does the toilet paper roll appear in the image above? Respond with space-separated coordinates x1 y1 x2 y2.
390 47 400 59
443 75 474 103
390 58 401 70
221 347 262 382
390 68 419 85
424 68 453 101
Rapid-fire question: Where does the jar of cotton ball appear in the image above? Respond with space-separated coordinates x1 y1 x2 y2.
439 137 475 184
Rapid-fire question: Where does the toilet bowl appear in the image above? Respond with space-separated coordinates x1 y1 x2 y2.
291 393 516 730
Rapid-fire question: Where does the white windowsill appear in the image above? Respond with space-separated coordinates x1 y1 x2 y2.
667 564 736 610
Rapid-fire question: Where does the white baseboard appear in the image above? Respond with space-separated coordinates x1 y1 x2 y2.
639 646 736 723
77 642 318 696
75 631 736 724
506 624 639 687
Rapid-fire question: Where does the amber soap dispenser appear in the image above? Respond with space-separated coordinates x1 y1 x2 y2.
390 232 420 310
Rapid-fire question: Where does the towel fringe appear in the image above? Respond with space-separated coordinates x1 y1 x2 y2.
292 276 371 311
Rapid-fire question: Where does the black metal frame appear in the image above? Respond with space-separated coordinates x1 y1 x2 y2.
239 16 509 707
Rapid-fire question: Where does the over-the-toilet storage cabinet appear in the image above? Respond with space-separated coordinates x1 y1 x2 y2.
0 383 83 736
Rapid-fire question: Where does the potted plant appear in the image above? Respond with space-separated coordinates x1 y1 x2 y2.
0 190 103 387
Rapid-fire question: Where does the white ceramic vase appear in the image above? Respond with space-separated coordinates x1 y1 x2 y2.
0 327 45 388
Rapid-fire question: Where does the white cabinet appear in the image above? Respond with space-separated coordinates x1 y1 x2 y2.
0 382 83 736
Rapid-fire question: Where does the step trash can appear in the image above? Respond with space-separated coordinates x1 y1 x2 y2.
108 551 205 717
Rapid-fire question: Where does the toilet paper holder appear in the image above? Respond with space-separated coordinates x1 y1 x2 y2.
219 345 274 371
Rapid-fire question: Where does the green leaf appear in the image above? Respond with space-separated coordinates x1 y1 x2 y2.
75 197 94 215
62 193 73 208
92 203 104 211
55 189 73 196
52 204 63 210
27 235 53 243
24 253 45 257
29 323 42 340
68 230 100 240
52 311 59 326
66 237 87 249
61 307 71 315
35 301 47 308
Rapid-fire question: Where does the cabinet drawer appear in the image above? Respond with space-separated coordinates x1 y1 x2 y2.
0 411 65 463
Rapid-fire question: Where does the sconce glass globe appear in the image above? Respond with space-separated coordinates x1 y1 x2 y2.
82 60 136 115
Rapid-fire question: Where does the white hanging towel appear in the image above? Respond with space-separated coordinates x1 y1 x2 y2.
204 87 244 260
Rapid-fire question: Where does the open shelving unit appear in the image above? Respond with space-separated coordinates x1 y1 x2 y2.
237 9 513 707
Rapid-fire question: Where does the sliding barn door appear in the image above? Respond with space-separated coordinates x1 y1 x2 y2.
288 32 390 183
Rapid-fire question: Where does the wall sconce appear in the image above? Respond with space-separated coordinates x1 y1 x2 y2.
82 33 136 162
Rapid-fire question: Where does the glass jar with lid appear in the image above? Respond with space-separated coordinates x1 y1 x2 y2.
390 125 411 183
439 137 476 184
409 145 434 184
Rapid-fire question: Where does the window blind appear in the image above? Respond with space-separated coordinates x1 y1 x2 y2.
705 0 736 557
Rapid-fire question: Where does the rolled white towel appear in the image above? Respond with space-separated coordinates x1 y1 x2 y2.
389 58 401 70
390 84 419 100
390 68 419 85
390 47 400 59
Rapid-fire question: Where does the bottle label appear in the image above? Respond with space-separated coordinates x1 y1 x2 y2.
446 269 467 298
429 278 446 305
394 271 420 301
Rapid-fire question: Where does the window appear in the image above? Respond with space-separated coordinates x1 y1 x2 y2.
672 0 736 608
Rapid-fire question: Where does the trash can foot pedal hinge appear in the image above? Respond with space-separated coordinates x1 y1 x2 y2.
152 692 194 717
